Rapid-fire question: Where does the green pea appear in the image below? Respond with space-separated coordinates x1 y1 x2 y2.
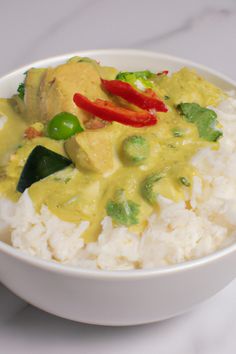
141 172 164 204
122 135 149 165
47 112 84 140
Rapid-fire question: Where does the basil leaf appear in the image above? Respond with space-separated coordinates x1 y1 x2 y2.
106 189 139 226
177 103 222 142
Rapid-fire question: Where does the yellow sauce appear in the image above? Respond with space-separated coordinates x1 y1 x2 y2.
0 65 223 242
0 98 26 165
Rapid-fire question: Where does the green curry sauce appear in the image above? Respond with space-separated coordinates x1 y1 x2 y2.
0 59 224 242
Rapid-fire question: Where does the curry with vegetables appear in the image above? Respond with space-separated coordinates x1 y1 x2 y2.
0 57 224 242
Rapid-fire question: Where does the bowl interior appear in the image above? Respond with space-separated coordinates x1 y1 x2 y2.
0 49 236 277
0 49 235 97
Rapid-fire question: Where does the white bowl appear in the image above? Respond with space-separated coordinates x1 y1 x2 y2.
0 50 236 326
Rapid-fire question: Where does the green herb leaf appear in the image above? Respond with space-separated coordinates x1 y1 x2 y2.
172 128 184 137
179 177 191 187
116 70 155 89
177 103 222 142
106 189 139 226
17 82 25 100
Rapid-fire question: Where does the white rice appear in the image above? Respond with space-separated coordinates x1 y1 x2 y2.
1 97 236 270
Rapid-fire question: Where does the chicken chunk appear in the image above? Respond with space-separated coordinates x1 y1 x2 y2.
24 68 47 123
39 62 111 123
65 128 114 173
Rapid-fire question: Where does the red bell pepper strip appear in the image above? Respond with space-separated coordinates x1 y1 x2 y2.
101 79 168 112
157 70 169 76
73 93 157 128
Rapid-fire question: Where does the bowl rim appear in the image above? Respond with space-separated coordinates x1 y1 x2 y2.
0 48 236 280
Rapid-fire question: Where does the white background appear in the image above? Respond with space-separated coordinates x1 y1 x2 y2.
0 0 236 353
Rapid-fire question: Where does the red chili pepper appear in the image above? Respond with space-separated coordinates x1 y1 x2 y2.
73 93 157 128
101 79 167 113
144 88 157 98
157 70 169 76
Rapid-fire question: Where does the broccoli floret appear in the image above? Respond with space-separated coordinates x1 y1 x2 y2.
106 189 139 226
116 70 155 89
141 172 165 204
177 103 222 142
121 135 149 165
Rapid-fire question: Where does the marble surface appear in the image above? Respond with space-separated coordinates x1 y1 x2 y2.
0 0 236 352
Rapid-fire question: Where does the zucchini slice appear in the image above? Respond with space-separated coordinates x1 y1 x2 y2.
17 145 72 193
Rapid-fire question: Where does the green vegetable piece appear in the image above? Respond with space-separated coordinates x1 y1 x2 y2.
172 128 184 137
179 177 191 187
164 95 170 100
17 145 72 193
47 112 84 140
17 82 25 100
17 71 27 100
177 103 222 142
122 135 149 164
67 56 97 65
78 57 97 63
116 70 155 89
106 189 139 226
116 70 154 81
141 172 165 204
